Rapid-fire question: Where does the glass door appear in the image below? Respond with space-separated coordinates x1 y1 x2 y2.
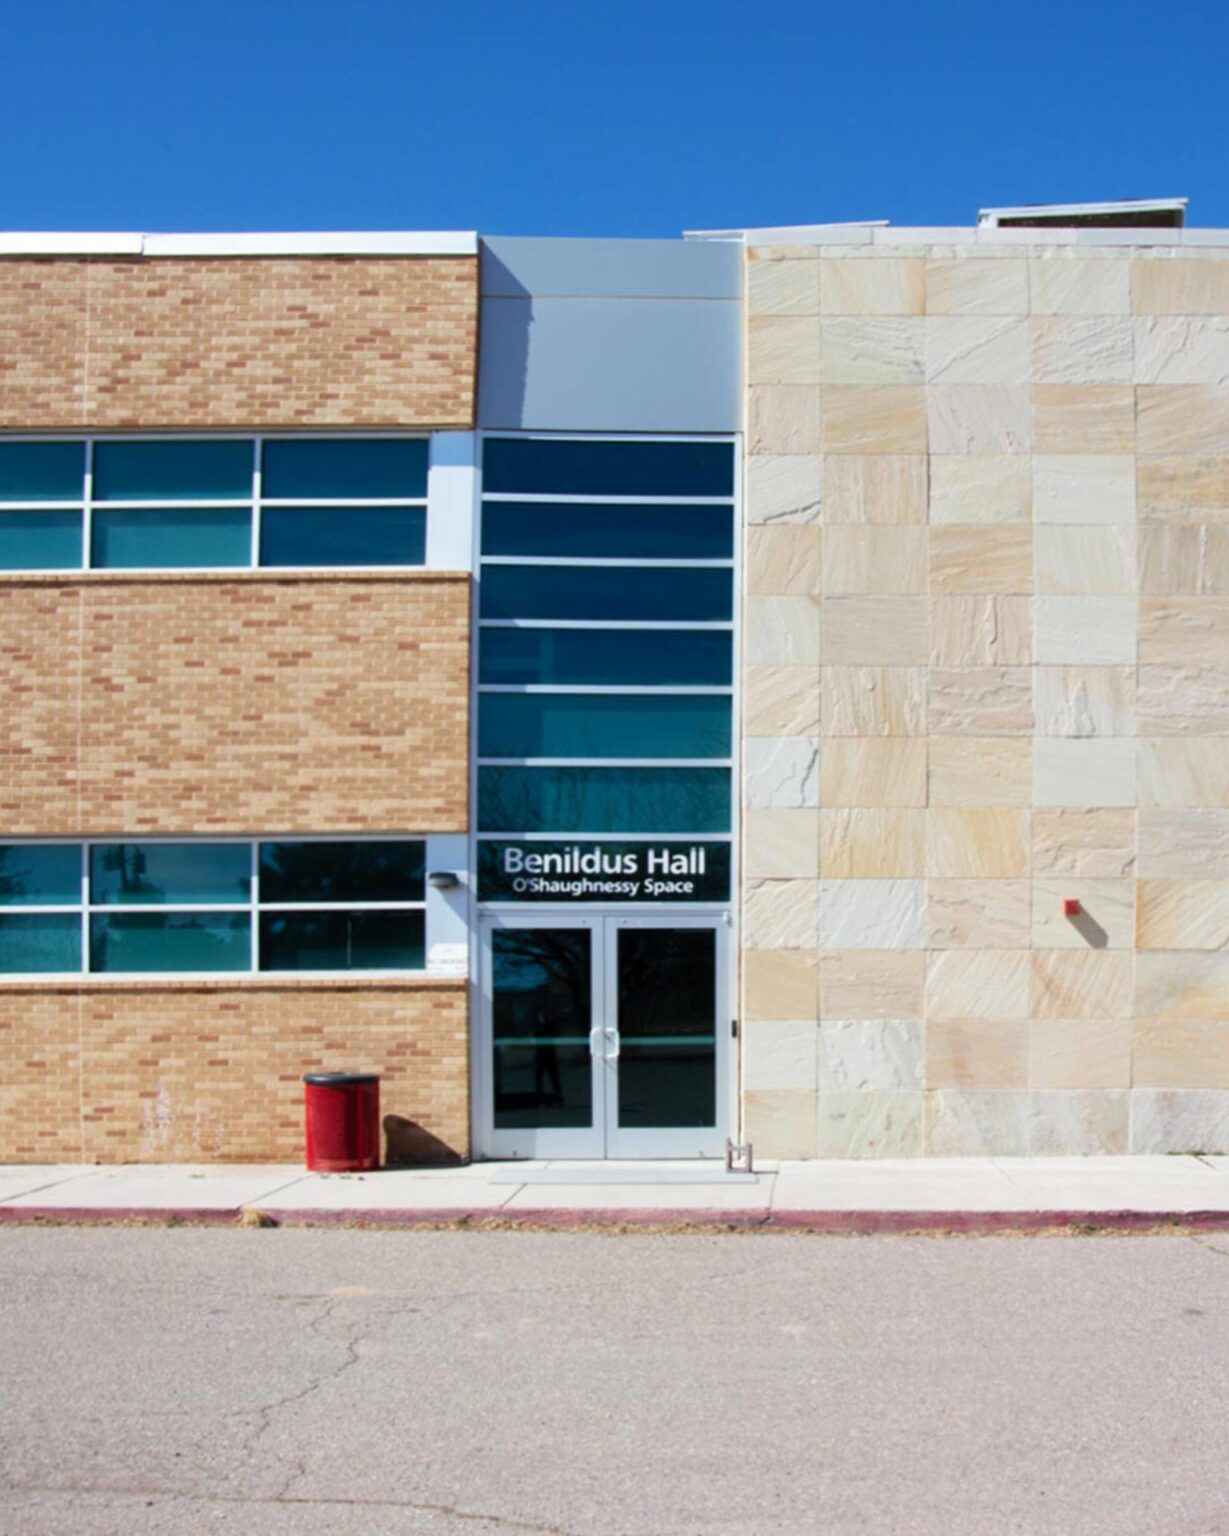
478 913 729 1159
603 917 728 1159
481 915 604 1159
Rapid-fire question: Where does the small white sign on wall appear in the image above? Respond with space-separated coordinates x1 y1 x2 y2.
428 942 469 977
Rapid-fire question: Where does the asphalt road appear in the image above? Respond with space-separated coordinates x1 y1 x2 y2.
2 1227 1229 1535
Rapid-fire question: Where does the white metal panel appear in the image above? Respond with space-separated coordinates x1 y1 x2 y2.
426 433 478 571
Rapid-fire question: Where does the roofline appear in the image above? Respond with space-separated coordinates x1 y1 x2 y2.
978 198 1188 227
0 231 479 257
684 221 889 241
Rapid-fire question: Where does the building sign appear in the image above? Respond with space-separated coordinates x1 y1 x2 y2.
478 841 730 903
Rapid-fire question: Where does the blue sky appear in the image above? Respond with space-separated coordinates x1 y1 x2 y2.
1 0 1224 236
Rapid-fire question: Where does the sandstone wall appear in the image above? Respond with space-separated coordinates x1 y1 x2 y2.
741 238 1229 1156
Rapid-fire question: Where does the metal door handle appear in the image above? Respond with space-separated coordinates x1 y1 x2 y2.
589 1026 603 1057
605 1027 620 1061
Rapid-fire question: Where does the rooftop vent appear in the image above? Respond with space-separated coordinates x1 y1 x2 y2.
978 198 1187 230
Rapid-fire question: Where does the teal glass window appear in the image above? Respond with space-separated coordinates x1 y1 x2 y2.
259 841 425 904
259 910 424 971
92 441 252 501
483 439 734 498
91 507 251 568
89 912 251 973
479 694 731 760
0 845 80 906
478 766 731 833
479 627 732 686
0 511 82 570
481 502 732 559
0 442 84 501
0 913 81 973
260 506 425 567
90 843 251 906
481 565 731 622
261 439 428 500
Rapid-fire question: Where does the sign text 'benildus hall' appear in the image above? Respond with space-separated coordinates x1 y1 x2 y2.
478 841 731 902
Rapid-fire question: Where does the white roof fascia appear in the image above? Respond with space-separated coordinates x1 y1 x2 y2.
0 231 478 257
978 198 1187 228
0 232 144 255
686 221 889 243
143 231 478 256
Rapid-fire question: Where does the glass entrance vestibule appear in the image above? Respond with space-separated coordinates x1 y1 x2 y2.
471 432 739 1159
477 914 730 1159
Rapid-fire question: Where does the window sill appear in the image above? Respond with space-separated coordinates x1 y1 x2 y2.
0 973 466 992
0 568 468 584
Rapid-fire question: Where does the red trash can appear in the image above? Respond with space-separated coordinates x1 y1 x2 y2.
303 1073 381 1173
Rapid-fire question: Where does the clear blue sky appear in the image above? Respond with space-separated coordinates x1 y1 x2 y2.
1 0 1224 236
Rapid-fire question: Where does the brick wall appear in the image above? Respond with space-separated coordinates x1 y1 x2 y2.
0 571 469 833
741 239 1229 1159
0 978 468 1163
0 256 477 429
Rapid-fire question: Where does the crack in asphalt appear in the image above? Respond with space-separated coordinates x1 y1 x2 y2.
0 1481 592 1535
224 1294 365 1496
1189 1232 1229 1261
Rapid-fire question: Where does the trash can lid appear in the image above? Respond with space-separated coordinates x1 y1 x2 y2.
303 1072 380 1086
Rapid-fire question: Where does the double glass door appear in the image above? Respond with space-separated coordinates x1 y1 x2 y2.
478 913 728 1159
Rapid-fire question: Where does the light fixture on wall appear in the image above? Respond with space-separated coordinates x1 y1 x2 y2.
428 870 461 890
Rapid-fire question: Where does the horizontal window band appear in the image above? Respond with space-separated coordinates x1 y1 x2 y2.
476 758 734 769
474 832 734 842
0 498 430 510
0 836 432 844
0 839 432 911
481 494 735 506
479 557 734 569
478 620 734 631
477 685 732 695
1 971 434 982
0 902 430 914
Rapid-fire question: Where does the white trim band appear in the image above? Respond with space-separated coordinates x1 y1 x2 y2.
0 231 478 258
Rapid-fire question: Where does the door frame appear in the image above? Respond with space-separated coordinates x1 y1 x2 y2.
477 909 604 1161
601 913 730 1160
474 909 731 1160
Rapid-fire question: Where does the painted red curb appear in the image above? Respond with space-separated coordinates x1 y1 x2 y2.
0 1204 241 1226
261 1205 772 1229
6 1203 1229 1231
766 1208 1229 1233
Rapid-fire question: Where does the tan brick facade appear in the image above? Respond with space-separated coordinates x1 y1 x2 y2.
0 256 477 429
0 977 468 1163
0 571 469 834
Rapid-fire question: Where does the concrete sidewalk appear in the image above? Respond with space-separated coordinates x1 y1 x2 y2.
5 1155 1229 1230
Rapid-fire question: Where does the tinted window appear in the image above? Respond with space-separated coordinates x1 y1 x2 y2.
479 694 731 760
0 442 84 501
481 502 732 559
260 506 425 567
91 507 251 568
259 910 424 970
0 913 81 973
262 439 427 499
92 441 252 501
481 565 732 622
0 845 80 906
0 511 82 570
483 439 734 497
90 912 250 972
479 627 732 686
90 843 251 905
478 766 731 833
259 842 425 903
